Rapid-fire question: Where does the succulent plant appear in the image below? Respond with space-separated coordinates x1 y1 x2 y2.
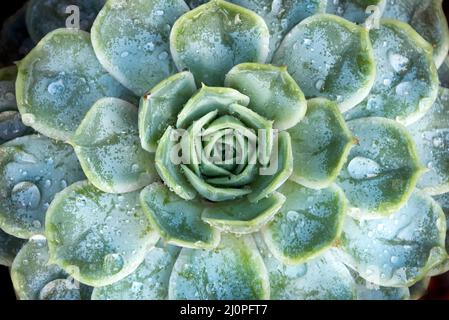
1 0 449 300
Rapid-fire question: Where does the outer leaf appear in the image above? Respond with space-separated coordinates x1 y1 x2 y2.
289 98 354 189
202 192 286 234
16 29 134 141
340 190 447 287
71 97 157 194
170 0 270 86
139 71 197 152
91 0 189 96
225 63 307 130
26 0 106 42
429 192 449 276
0 111 33 144
169 234 270 300
0 228 25 266
11 236 89 300
272 14 376 113
45 181 159 287
248 131 293 203
262 181 347 264
338 117 423 218
344 19 439 125
382 0 449 68
140 182 220 249
408 88 449 195
92 243 180 300
228 0 326 57
254 235 356 300
0 135 85 238
326 0 385 23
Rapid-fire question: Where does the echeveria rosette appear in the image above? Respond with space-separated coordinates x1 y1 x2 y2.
1 0 449 300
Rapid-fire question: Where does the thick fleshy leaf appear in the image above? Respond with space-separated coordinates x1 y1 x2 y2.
92 0 189 96
92 243 180 300
408 88 449 195
0 135 85 238
382 0 449 68
248 131 293 203
140 183 220 249
254 236 356 300
326 0 385 23
139 72 197 152
344 19 439 125
0 229 25 266
170 0 270 86
338 117 423 218
228 0 325 57
26 0 105 43
429 192 449 276
0 111 33 144
350 270 410 300
340 190 447 287
176 86 250 129
272 14 375 113
262 181 347 264
225 63 306 130
289 98 354 189
71 97 157 194
45 181 160 287
169 234 270 300
11 236 89 300
202 191 285 234
0 66 18 112
16 29 134 141
181 164 252 202
155 127 197 200
438 56 449 88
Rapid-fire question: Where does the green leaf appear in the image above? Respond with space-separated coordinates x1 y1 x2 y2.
181 164 252 201
202 192 286 234
227 0 326 57
0 111 33 144
382 0 449 68
248 131 293 203
91 0 189 96
340 190 447 287
26 0 105 42
344 19 439 125
140 182 220 249
138 71 197 152
176 85 250 129
92 243 180 300
16 29 135 141
408 88 449 195
262 181 347 264
254 235 356 300
225 63 307 130
272 13 375 113
338 117 423 218
45 181 160 287
155 127 198 201
289 98 354 189
0 228 25 266
0 135 85 238
170 0 270 86
71 97 157 194
169 234 270 300
326 0 385 23
11 236 89 300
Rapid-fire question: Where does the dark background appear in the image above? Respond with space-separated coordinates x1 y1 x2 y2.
0 0 449 300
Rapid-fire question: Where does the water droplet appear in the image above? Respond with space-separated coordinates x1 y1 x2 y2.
286 210 299 221
144 42 155 51
44 179 52 188
390 256 399 264
315 79 325 91
131 163 139 172
131 281 143 293
433 136 444 148
103 253 124 275
11 181 41 209
347 156 381 180
121 51 129 58
14 152 37 164
60 179 67 189
388 51 409 73
395 82 412 96
158 51 168 60
154 9 164 16
21 113 36 126
383 78 392 86
48 79 65 95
